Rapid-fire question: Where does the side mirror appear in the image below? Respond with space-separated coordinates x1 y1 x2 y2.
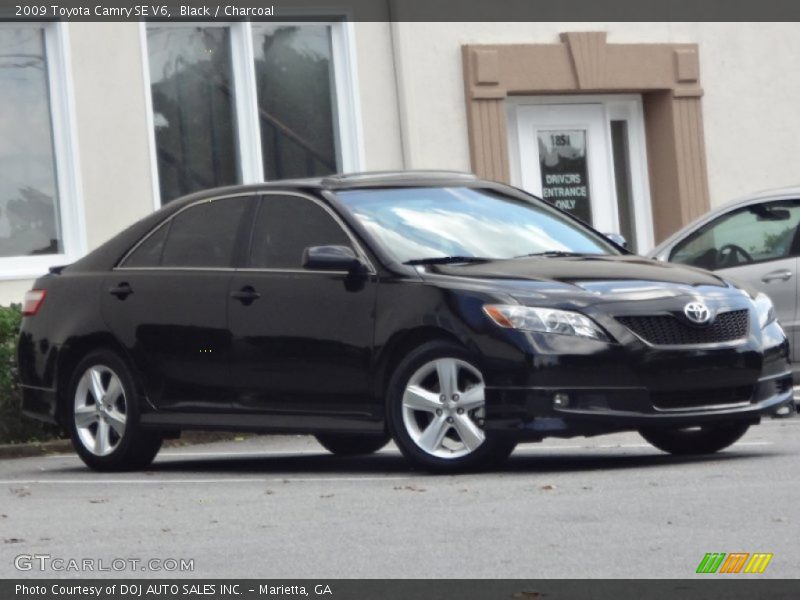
604 233 628 249
302 245 364 272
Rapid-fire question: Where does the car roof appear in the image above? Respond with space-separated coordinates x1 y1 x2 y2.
169 170 481 204
64 171 490 273
649 185 800 258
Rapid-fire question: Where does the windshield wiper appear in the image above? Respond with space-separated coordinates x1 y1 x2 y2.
513 251 587 259
404 256 494 266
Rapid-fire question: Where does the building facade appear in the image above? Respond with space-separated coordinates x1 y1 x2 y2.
2 21 799 304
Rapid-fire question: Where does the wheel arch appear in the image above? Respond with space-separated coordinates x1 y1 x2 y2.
374 327 469 400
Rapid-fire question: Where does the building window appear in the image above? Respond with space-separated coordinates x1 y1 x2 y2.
144 22 360 205
0 25 81 277
147 27 240 205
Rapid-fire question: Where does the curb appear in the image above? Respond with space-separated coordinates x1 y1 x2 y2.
0 431 251 460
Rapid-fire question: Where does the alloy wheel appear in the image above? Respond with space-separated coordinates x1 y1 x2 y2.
401 357 486 459
73 365 127 456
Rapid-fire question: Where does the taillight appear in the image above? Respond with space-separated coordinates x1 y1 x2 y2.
22 289 46 316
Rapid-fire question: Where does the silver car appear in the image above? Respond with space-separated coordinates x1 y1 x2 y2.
649 186 800 402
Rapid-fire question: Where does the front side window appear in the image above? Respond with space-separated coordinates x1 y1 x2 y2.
157 197 249 268
670 201 800 270
249 195 351 269
0 27 61 258
335 187 616 264
147 27 240 204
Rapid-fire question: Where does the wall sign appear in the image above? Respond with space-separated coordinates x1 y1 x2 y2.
537 129 592 223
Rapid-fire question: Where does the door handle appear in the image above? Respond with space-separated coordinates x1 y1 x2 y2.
108 282 133 299
230 285 261 305
761 270 793 283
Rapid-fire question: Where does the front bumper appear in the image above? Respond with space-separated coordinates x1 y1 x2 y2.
483 370 795 440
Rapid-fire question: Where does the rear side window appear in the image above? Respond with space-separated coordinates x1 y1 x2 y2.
123 197 249 268
249 195 351 269
122 222 169 268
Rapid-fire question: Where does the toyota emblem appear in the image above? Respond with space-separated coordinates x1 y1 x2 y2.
684 301 712 325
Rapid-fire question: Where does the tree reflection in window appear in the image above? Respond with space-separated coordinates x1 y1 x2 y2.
253 25 339 180
147 27 240 204
0 28 62 257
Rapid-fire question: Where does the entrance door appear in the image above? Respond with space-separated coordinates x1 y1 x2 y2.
511 96 654 253
517 103 617 234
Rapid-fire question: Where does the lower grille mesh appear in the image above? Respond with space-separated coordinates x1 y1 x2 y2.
617 309 750 345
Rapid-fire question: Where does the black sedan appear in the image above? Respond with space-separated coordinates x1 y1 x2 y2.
16 171 795 472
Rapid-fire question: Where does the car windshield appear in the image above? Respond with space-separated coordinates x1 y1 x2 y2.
335 186 617 263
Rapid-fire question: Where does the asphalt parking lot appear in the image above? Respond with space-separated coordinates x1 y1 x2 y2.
0 419 798 579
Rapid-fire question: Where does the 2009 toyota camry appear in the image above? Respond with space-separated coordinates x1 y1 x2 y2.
16 171 795 472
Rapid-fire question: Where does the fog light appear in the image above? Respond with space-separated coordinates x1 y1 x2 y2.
553 393 570 408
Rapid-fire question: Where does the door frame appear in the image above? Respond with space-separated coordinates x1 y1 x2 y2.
507 94 655 252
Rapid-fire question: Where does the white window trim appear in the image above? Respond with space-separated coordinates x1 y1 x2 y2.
506 94 655 253
0 23 85 281
140 20 364 208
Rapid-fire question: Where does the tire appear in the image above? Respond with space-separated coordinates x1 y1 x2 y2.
639 422 751 456
314 433 390 456
386 341 516 472
67 349 162 471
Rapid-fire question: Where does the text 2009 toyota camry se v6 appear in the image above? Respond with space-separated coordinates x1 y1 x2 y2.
16 172 795 472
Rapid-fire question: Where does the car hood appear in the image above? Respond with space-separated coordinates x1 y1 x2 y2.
417 254 746 307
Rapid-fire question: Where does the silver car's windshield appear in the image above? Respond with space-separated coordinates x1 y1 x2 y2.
335 186 618 263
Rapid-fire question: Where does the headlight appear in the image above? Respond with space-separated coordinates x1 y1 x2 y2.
483 304 609 341
754 293 776 329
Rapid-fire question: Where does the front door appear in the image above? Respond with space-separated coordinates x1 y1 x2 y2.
227 193 378 419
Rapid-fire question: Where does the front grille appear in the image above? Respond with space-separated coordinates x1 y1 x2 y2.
617 309 749 346
651 385 754 410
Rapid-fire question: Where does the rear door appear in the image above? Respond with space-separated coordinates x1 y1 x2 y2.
227 192 378 417
103 195 254 410
669 199 800 361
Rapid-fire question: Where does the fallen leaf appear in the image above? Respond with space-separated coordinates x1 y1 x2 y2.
4 538 24 544
10 488 30 498
541 484 556 491
513 591 546 599
393 485 426 492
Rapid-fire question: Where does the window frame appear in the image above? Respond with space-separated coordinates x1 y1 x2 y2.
668 199 800 270
0 23 85 281
139 20 363 210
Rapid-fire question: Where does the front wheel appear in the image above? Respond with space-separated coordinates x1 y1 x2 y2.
67 350 162 471
314 433 390 456
639 422 751 455
386 341 516 472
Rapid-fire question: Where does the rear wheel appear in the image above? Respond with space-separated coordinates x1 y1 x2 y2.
386 341 516 472
67 350 162 471
315 433 390 456
639 422 751 455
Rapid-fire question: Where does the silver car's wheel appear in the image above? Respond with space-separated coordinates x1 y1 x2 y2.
401 357 486 459
73 365 128 457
